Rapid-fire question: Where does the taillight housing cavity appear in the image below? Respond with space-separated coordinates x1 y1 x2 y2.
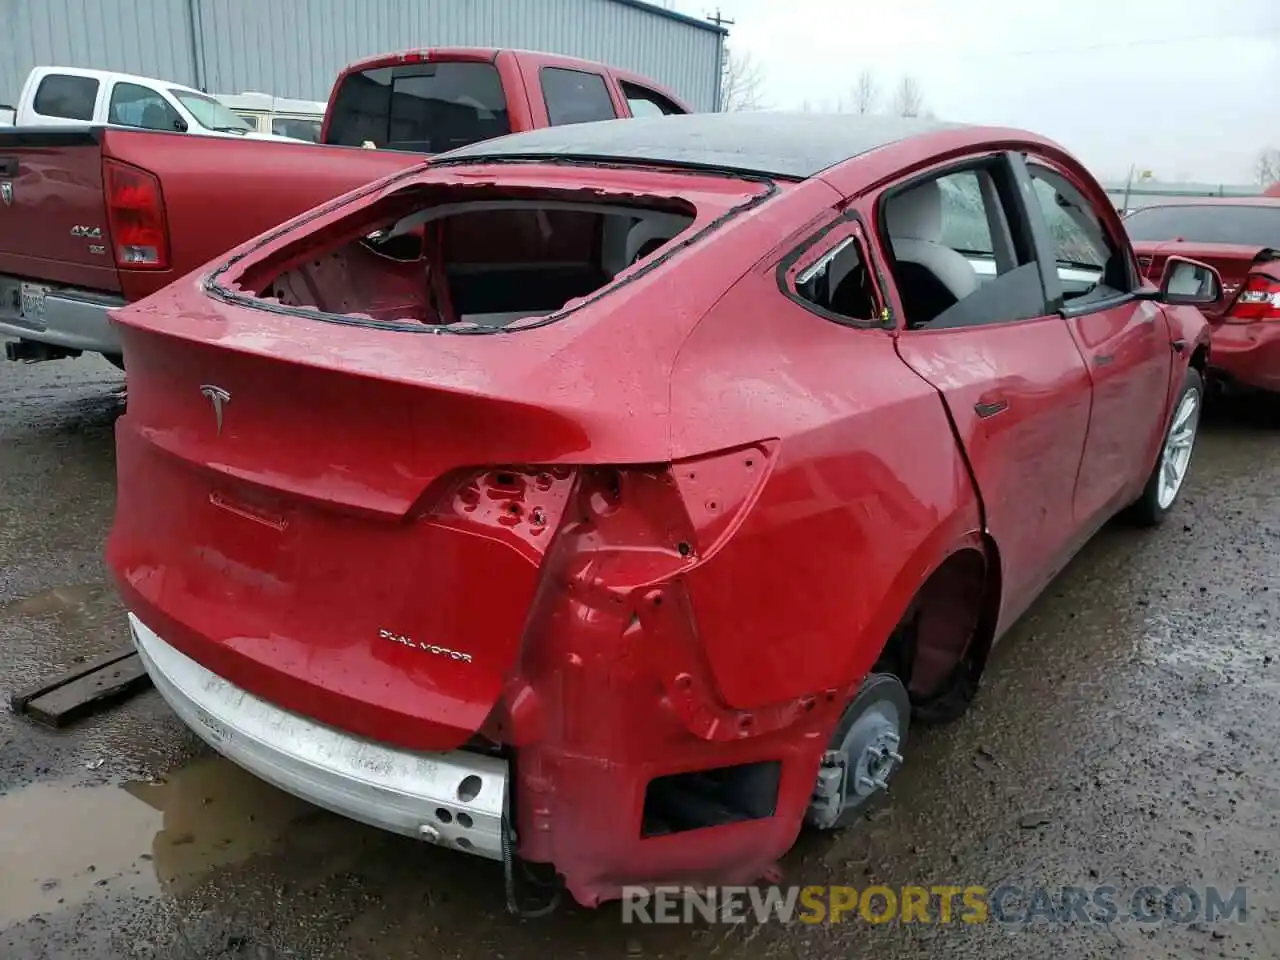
1226 274 1280 324
104 158 169 270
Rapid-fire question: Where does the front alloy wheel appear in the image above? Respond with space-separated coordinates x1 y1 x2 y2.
1130 367 1203 526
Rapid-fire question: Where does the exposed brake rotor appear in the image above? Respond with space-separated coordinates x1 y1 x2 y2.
807 672 910 830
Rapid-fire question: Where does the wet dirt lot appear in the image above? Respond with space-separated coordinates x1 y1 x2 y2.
1 355 1278 960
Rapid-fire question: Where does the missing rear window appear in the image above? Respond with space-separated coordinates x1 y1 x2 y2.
237 186 696 331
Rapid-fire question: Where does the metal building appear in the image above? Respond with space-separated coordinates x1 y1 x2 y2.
0 0 726 113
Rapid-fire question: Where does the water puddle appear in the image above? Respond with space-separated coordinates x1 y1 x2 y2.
0 582 113 621
0 756 316 925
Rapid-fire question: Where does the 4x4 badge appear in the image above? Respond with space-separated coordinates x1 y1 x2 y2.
0 181 12 207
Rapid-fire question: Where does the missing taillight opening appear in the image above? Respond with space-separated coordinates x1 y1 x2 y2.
103 159 169 270
235 185 696 331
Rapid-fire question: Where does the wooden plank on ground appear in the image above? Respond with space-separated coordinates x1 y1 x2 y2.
22 652 151 728
9 648 136 713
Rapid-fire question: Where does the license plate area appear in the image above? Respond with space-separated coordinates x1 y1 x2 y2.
20 282 49 325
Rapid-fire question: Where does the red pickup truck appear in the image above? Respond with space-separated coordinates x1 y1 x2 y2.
0 48 690 367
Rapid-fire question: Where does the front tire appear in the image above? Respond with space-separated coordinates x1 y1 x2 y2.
1128 367 1202 527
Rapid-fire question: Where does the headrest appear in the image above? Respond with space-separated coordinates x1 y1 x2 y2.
885 180 943 243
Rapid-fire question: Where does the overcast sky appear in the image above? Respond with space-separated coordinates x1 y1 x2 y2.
671 0 1280 184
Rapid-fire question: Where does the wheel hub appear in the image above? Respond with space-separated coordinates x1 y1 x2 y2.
807 673 909 829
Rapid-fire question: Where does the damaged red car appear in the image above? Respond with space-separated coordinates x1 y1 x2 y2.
1125 198 1280 393
106 113 1220 911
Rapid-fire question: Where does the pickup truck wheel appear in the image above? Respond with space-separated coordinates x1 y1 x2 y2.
806 673 909 831
1128 367 1202 527
104 353 125 372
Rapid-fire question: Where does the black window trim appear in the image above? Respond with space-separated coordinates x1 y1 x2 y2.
537 65 619 126
874 151 1055 332
1015 152 1142 320
775 209 893 330
32 73 100 122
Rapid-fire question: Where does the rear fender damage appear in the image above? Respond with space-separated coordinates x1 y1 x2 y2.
474 441 847 904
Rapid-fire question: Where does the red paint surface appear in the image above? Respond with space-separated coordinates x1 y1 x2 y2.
106 127 1207 906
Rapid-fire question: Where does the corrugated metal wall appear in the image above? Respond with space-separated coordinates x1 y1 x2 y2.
0 0 723 112
0 0 202 99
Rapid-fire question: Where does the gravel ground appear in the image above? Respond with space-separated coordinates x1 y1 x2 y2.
1 355 1278 960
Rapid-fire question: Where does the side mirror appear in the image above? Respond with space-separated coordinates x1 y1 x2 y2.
173 117 189 132
1158 256 1222 306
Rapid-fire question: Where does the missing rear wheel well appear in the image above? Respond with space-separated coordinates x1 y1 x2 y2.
873 547 993 721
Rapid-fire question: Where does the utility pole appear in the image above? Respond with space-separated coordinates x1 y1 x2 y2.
706 7 735 28
707 8 734 113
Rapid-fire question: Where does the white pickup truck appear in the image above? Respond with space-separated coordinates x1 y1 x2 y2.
7 66 305 142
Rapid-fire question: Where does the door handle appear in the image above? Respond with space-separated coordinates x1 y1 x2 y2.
1094 354 1115 366
974 398 1008 419
1171 338 1187 354
0 157 16 177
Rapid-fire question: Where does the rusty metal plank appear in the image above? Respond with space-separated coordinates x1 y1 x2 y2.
18 653 152 728
9 648 136 713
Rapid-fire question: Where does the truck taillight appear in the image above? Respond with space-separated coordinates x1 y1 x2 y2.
1225 275 1280 323
104 159 169 270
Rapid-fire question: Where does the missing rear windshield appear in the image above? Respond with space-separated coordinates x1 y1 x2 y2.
325 62 510 152
225 184 698 332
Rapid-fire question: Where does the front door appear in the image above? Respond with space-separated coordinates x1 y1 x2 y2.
1023 160 1173 524
864 155 1093 632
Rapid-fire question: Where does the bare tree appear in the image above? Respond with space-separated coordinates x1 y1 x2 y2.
848 70 879 115
891 74 924 118
1255 148 1280 187
720 47 766 112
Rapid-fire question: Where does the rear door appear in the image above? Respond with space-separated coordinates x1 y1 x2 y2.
1023 157 1172 525
862 152 1093 632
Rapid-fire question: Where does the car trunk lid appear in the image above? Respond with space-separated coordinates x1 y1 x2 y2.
107 165 772 751
1133 240 1276 318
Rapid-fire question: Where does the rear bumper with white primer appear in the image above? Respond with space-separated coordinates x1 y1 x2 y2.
127 612 508 860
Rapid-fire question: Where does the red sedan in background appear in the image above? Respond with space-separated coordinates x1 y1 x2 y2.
1125 198 1280 392
105 113 1220 910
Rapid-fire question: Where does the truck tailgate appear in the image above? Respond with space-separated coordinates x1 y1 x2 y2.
0 128 121 292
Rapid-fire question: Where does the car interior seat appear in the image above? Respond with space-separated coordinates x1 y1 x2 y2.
884 180 980 327
141 103 169 130
625 218 679 266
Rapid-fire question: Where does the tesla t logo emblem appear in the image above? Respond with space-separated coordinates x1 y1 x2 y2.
199 384 231 435
0 181 12 207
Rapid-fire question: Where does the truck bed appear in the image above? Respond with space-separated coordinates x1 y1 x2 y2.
0 127 418 361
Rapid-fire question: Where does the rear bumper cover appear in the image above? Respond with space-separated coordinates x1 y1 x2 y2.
1210 322 1280 392
0 280 124 356
128 612 509 860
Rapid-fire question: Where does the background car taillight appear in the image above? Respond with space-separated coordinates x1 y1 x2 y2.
103 158 170 270
1224 275 1280 324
